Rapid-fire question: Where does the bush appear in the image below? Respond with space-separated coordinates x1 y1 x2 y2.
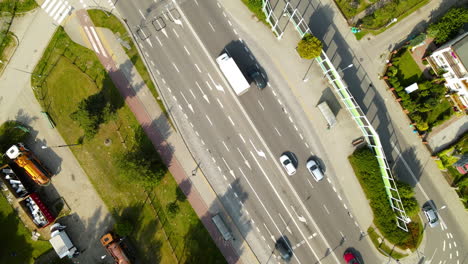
241 0 267 24
427 7 468 44
349 147 420 248
0 121 29 154
166 201 180 215
296 33 323 59
114 219 132 237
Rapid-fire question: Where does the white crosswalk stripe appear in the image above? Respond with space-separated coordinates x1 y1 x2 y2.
40 0 73 24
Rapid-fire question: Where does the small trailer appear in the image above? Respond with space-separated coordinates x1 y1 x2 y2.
317 101 337 128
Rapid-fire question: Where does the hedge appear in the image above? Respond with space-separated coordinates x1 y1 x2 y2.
349 147 421 249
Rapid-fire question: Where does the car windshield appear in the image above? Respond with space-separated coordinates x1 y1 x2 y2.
283 159 290 165
310 164 318 170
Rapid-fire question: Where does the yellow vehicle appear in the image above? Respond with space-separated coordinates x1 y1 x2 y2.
6 143 51 186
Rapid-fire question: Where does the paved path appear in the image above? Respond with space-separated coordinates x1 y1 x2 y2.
70 8 258 264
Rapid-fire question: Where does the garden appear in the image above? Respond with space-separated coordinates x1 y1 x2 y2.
435 133 468 209
30 24 224 264
349 147 422 253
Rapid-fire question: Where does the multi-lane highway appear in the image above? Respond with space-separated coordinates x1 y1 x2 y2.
114 0 380 263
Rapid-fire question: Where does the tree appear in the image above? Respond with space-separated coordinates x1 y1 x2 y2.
296 33 323 59
427 7 468 44
114 149 166 190
114 219 132 237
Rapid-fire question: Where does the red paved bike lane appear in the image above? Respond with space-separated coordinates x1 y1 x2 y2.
75 9 241 264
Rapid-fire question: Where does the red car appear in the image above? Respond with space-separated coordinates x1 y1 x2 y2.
343 250 361 264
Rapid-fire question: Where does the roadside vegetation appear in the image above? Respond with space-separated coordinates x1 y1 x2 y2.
240 0 267 24
349 147 422 250
360 0 426 29
427 7 468 44
0 0 37 13
30 26 224 264
386 48 453 131
87 10 170 123
435 133 468 209
334 0 369 19
0 184 51 264
296 33 323 59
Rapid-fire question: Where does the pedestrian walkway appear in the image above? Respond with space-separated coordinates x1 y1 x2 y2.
66 9 258 264
39 0 73 25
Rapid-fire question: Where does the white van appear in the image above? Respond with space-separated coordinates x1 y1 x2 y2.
212 214 233 241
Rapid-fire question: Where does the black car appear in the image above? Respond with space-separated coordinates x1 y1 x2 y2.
275 236 292 261
248 69 267 89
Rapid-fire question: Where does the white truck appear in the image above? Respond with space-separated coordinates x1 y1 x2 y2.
216 53 250 96
49 223 79 259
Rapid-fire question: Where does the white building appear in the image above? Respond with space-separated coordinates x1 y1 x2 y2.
428 32 468 109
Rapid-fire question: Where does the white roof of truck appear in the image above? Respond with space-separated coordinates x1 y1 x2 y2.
6 145 20 159
50 231 75 258
216 53 250 96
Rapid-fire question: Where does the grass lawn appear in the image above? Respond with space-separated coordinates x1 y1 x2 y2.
334 0 369 19
87 10 170 125
393 49 423 87
367 227 407 260
0 193 52 264
31 27 224 264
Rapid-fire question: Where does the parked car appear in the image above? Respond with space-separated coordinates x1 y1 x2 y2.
275 236 292 261
280 154 296 175
343 249 361 264
306 159 324 181
422 204 439 228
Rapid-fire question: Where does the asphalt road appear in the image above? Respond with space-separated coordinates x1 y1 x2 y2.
115 0 380 263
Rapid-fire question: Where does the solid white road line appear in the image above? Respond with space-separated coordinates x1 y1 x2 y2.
278 213 292 234
138 9 145 19
172 62 180 73
184 46 191 55
263 223 275 241
238 133 246 144
216 98 224 109
222 141 230 152
208 21 216 32
205 115 213 126
228 116 235 126
258 100 264 110
195 64 202 73
274 127 281 136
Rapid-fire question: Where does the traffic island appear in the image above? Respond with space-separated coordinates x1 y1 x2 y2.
348 147 423 258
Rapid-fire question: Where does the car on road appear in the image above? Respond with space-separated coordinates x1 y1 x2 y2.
248 69 267 89
280 154 296 175
422 204 439 228
343 249 361 264
275 236 292 261
306 159 324 181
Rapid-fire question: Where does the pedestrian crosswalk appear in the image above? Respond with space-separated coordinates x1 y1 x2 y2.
41 0 73 25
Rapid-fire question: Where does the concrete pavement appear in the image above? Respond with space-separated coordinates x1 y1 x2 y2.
0 8 113 264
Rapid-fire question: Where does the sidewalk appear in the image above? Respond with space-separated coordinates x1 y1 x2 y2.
67 9 258 264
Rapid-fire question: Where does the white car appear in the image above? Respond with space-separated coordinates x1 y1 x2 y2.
280 155 296 175
306 159 324 182
422 204 439 228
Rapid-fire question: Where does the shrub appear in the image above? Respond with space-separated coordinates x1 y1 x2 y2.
296 33 323 59
166 201 180 215
114 219 132 237
427 7 468 44
349 147 420 248
241 0 267 24
422 59 429 65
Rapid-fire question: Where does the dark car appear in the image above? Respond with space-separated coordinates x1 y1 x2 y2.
248 69 267 89
275 236 292 261
343 249 361 264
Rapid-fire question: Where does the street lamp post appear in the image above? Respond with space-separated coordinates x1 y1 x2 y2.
323 63 354 79
41 143 81 149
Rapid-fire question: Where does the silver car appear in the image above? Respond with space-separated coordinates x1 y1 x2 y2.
422 204 439 228
280 155 296 176
306 159 324 181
